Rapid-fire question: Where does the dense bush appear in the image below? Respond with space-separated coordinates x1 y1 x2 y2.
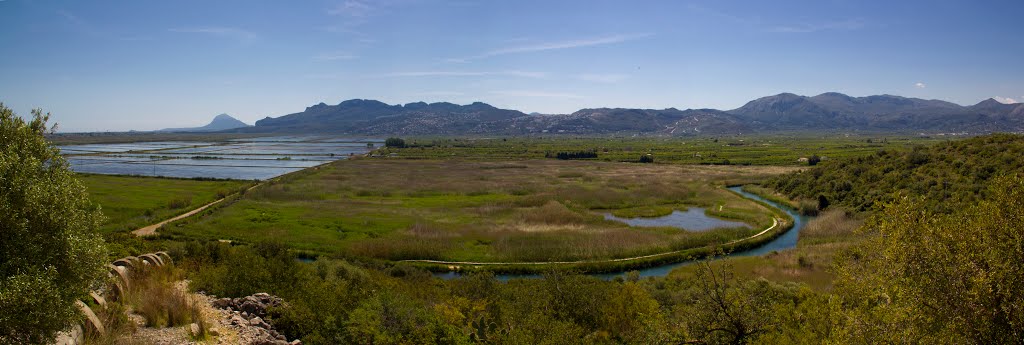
832 175 1024 343
182 240 834 344
0 105 108 344
385 137 406 148
546 151 598 160
766 134 1024 213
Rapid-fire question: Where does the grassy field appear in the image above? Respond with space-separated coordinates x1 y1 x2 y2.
666 208 865 291
376 135 950 165
79 174 252 234
163 159 794 262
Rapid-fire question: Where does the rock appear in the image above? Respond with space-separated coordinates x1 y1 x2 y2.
240 300 261 315
250 316 271 329
189 323 200 337
212 297 232 308
289 340 303 345
231 314 246 325
242 311 250 319
208 327 220 336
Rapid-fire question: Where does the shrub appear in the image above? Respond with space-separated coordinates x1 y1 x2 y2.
385 137 406 148
0 105 107 344
798 199 819 216
167 196 192 209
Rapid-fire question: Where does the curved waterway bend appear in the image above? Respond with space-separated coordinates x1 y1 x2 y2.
433 186 809 280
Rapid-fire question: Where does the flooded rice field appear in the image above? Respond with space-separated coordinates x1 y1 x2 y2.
60 136 382 180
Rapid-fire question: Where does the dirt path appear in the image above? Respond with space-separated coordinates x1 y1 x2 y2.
400 217 780 266
132 198 226 236
132 183 262 237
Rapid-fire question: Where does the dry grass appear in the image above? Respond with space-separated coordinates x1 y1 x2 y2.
518 201 589 225
83 300 136 345
125 266 204 329
799 209 863 246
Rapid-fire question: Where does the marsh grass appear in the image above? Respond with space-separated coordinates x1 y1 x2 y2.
798 209 863 245
518 201 589 225
169 160 782 262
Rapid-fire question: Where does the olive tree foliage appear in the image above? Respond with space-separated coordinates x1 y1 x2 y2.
833 174 1024 344
0 104 108 344
682 262 803 345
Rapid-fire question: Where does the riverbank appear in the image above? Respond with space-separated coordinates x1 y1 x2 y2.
409 186 806 277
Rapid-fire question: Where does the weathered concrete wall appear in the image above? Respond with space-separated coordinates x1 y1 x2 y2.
50 252 171 345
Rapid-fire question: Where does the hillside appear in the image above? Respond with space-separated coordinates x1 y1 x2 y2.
159 114 250 132
764 133 1024 212
246 93 1024 135
252 100 526 135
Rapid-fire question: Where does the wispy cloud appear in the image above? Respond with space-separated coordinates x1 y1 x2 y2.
449 33 652 62
489 90 584 99
381 71 547 79
324 1 376 38
328 1 372 17
915 82 927 89
578 73 629 83
414 91 466 97
314 52 358 61
771 19 866 33
169 27 259 44
688 4 868 34
304 73 348 80
993 96 1019 104
58 9 150 41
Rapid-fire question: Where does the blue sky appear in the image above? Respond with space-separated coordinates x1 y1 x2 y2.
1 0 1022 132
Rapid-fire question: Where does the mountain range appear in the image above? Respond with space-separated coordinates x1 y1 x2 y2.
236 93 1024 135
159 114 250 132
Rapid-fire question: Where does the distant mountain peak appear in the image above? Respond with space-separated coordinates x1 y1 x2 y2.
158 113 249 132
974 98 1006 107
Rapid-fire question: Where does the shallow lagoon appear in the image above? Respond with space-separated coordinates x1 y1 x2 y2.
603 208 749 231
62 136 381 180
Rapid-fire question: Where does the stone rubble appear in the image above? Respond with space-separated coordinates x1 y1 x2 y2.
204 292 301 345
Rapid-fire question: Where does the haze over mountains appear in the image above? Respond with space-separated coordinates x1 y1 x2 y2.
236 93 1024 135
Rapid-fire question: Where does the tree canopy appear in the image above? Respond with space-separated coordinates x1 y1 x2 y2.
766 134 1024 213
0 104 108 343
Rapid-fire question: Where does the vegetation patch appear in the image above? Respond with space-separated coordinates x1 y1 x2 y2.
164 160 783 263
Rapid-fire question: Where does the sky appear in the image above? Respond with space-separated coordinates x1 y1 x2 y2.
1 0 1022 132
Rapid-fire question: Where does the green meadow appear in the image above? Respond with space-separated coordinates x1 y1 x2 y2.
375 135 949 165
161 159 791 262
79 174 251 234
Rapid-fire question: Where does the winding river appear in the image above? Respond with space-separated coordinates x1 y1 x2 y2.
433 186 810 280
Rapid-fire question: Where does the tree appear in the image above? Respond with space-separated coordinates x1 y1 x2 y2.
0 104 108 343
684 262 795 344
816 195 829 211
807 155 820 166
639 155 654 163
385 137 406 148
833 175 1024 343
